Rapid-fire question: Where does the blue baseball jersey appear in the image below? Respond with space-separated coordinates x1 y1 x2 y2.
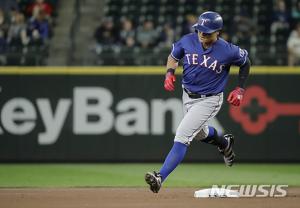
171 33 248 94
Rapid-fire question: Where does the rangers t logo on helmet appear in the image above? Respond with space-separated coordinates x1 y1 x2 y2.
192 11 223 33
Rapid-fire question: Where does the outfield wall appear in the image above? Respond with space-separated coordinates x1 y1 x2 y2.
0 67 299 162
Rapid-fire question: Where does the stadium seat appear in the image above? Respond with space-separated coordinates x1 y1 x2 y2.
99 0 292 65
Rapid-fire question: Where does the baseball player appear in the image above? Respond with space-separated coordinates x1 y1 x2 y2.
145 11 251 193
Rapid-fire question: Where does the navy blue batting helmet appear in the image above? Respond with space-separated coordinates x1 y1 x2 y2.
192 11 223 33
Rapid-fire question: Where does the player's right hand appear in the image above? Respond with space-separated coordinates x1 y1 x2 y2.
164 73 176 91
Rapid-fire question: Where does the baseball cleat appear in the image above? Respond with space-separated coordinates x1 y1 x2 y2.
145 171 162 193
218 134 235 167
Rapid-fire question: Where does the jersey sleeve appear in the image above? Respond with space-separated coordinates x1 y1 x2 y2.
230 44 248 66
170 39 185 61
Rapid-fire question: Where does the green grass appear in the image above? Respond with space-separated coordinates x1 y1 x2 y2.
0 163 299 188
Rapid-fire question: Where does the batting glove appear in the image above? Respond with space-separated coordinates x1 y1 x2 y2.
227 87 245 106
164 72 176 91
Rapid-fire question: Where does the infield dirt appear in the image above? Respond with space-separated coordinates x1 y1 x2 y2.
0 187 299 208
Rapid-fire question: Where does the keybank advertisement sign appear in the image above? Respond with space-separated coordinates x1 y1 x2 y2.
0 73 299 162
0 86 183 145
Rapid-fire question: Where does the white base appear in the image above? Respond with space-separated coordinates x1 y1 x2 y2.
194 188 240 198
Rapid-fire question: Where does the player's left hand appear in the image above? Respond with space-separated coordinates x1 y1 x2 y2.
227 87 245 106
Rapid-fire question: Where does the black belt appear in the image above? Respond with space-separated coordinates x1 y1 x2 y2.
183 88 215 99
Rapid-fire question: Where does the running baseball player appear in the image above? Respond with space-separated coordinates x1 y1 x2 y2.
145 11 251 193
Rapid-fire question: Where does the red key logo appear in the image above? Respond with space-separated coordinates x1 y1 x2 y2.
229 85 300 134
